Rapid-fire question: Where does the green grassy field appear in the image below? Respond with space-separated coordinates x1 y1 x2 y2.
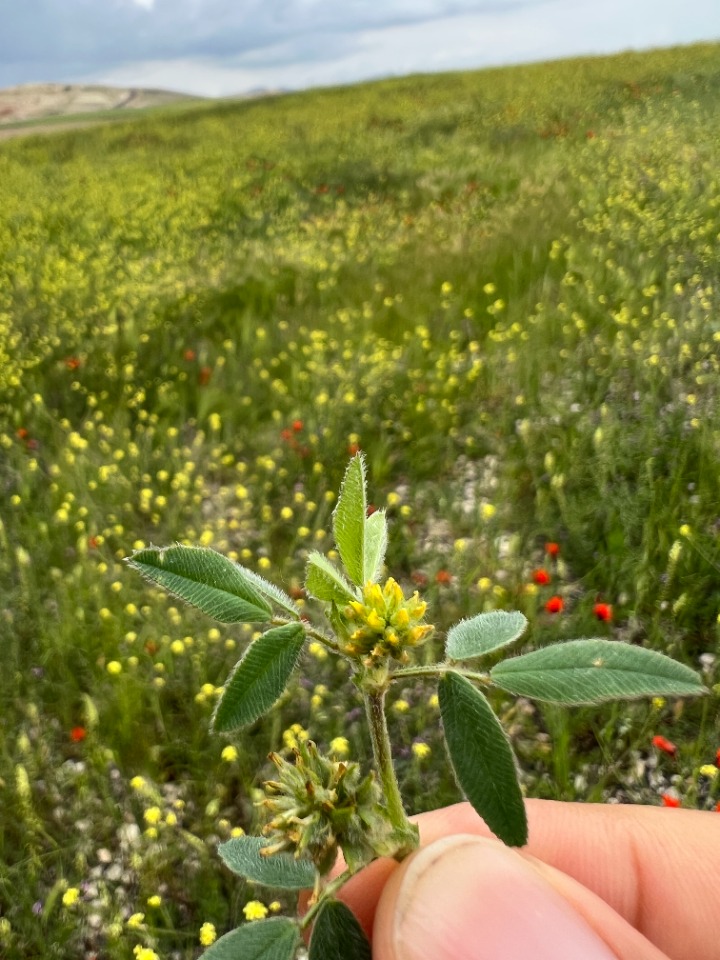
1 42 720 959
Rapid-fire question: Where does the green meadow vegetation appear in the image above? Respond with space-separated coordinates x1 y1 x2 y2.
1 40 720 959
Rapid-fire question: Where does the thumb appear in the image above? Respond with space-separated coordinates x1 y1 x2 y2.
371 835 664 960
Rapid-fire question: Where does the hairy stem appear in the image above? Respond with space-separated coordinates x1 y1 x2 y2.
390 664 491 684
364 687 417 856
271 616 343 654
299 868 353 930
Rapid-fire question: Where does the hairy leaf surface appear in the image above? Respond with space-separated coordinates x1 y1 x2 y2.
446 610 528 660
200 917 299 960
490 639 706 704
213 624 305 732
218 836 316 889
127 545 272 623
363 509 388 583
309 899 372 960
333 454 367 587
440 672 527 847
306 551 358 605
240 567 301 619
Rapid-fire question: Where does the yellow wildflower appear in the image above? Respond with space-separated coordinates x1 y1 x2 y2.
133 948 159 960
143 806 162 826
329 737 350 757
62 887 80 907
243 901 269 921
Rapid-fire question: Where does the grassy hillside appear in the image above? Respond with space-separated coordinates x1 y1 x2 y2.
1 42 719 959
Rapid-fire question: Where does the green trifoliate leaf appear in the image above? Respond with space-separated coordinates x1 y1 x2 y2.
212 623 306 732
305 551 358 605
218 836 317 889
309 899 371 960
363 509 388 583
200 917 299 960
490 639 707 705
439 672 527 847
333 454 367 587
126 545 272 624
446 610 528 660
240 567 301 619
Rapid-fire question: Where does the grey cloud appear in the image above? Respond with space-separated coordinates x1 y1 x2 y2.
0 0 546 78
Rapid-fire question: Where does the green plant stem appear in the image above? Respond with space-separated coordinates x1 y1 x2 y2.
299 867 353 930
271 617 343 654
364 688 417 856
390 664 491 684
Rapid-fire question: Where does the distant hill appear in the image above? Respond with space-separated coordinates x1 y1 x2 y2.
0 82 200 125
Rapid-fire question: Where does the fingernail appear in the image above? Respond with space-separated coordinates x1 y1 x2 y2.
392 835 618 960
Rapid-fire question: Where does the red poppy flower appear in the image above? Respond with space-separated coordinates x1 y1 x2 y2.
347 443 360 456
198 366 212 386
16 428 28 440
65 357 81 370
70 726 87 743
87 536 99 550
544 595 563 614
366 504 377 517
292 419 304 433
280 428 294 442
593 603 613 622
652 735 677 757
183 349 196 362
545 542 560 556
715 801 720 813
532 568 551 586
661 793 681 808
411 571 429 588
435 570 453 585
144 640 158 656
715 747 720 767
289 585 306 600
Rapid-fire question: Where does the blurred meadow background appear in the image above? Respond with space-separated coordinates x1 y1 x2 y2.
2 41 720 959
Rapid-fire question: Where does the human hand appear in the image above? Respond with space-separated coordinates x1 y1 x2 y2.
336 799 720 960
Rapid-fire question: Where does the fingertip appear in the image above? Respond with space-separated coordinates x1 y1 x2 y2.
372 835 623 960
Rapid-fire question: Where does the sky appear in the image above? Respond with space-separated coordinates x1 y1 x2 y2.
1 0 720 97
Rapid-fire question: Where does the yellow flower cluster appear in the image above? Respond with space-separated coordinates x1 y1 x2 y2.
342 578 433 664
133 947 159 960
243 901 269 921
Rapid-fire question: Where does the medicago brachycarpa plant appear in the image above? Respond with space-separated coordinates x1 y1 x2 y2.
126 454 706 960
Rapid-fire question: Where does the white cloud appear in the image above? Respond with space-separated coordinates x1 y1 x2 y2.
84 0 720 97
2 0 720 93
